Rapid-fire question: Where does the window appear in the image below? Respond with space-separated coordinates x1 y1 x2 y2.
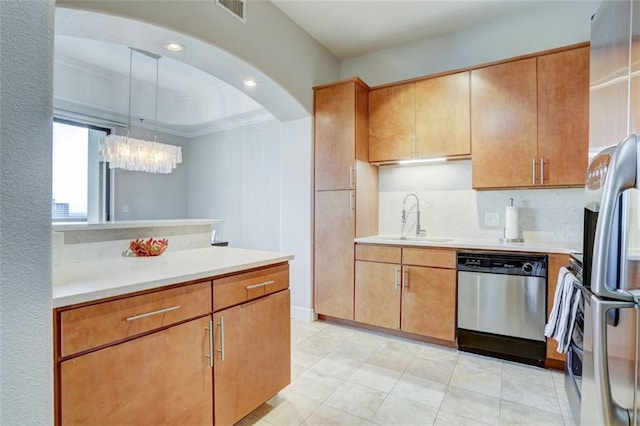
52 120 110 221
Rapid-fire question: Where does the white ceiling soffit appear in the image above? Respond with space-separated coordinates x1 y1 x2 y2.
54 35 270 136
272 0 548 60
54 7 308 129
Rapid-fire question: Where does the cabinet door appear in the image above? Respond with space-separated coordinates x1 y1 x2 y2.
60 316 213 425
471 58 538 189
546 253 569 366
314 190 355 320
369 84 415 162
355 260 401 330
401 266 456 342
213 290 291 426
314 82 356 191
415 72 470 158
537 46 589 187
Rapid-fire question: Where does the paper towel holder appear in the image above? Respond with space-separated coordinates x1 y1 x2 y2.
499 198 524 243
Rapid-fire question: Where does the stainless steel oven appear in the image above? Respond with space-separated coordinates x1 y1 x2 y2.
457 251 548 367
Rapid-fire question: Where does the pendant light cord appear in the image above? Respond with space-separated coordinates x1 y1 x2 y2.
127 48 133 139
154 56 159 142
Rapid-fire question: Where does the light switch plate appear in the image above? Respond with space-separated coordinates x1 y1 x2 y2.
122 203 129 213
485 212 499 227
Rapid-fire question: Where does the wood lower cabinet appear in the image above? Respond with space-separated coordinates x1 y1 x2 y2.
546 253 570 367
60 316 213 425
354 244 456 343
314 190 356 320
213 289 291 426
401 265 456 341
355 260 401 329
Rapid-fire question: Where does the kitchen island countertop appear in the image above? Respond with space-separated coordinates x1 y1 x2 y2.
355 235 579 255
53 246 294 308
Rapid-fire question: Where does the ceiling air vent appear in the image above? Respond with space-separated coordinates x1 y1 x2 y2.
216 0 246 23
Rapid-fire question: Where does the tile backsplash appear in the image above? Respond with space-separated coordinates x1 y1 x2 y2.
378 161 584 246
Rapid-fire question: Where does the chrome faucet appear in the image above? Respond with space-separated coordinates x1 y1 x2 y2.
401 193 425 237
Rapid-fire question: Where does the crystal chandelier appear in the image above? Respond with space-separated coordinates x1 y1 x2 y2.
99 48 182 174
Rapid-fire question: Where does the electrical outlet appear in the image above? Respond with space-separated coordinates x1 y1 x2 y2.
485 212 500 227
122 203 129 213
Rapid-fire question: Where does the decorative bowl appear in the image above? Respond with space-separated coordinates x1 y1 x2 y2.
128 238 168 257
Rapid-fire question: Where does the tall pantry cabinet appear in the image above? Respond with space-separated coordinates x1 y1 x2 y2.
313 78 378 320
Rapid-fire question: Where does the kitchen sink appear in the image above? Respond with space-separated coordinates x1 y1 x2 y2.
372 235 454 243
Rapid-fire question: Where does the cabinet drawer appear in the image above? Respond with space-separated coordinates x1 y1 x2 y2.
402 248 456 269
355 244 401 263
213 263 289 311
60 281 212 357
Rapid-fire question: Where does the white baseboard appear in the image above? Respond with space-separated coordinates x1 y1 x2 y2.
291 305 317 322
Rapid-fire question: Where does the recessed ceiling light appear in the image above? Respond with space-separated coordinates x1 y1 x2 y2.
244 79 257 87
165 43 184 52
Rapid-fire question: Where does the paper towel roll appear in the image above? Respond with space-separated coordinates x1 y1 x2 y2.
505 206 519 240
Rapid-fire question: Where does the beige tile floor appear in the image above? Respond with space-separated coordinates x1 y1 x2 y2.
237 319 574 426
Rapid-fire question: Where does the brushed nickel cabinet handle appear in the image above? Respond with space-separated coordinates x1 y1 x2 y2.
416 135 420 158
125 305 180 322
540 158 545 185
394 266 400 290
349 191 355 213
532 158 537 185
349 165 355 189
403 266 409 290
217 317 225 361
245 280 275 290
205 320 214 367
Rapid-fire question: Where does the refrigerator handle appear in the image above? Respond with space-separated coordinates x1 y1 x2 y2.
592 134 638 301
591 294 635 426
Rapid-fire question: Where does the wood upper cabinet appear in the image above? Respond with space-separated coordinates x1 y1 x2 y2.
214 289 291 426
354 244 456 343
537 46 590 186
369 84 415 162
314 78 369 191
471 58 539 189
60 316 213 425
472 45 590 189
415 71 471 158
369 72 471 162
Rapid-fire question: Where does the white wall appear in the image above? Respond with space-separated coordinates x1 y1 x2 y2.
188 119 281 251
112 125 189 220
379 162 583 248
0 1 54 424
280 118 314 321
341 1 599 85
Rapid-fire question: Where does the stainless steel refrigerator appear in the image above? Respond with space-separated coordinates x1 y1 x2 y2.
580 0 640 424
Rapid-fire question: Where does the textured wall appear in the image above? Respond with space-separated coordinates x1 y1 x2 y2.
0 1 54 424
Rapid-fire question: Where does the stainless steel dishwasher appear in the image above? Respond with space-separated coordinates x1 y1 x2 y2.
457 251 547 367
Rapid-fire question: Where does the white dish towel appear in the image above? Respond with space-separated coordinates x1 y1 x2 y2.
544 266 582 353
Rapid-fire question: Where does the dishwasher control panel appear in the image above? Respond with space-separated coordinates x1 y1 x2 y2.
457 252 547 277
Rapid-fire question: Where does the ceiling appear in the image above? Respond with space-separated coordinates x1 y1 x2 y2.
271 0 548 60
54 1 554 135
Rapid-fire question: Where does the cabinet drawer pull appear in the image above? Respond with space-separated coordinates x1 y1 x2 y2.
217 317 225 361
125 305 181 322
245 280 275 290
540 158 545 185
205 320 214 368
532 158 537 184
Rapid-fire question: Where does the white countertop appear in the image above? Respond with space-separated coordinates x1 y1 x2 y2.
355 235 579 254
53 247 294 308
52 218 223 232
